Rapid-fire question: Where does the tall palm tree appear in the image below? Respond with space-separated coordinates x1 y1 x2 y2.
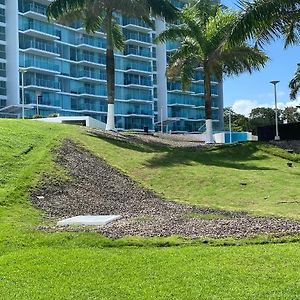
230 0 300 103
47 0 177 131
157 0 268 143
289 63 300 100
230 0 300 48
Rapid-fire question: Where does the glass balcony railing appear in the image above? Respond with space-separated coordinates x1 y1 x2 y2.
21 40 59 54
23 3 47 15
78 70 106 81
24 93 61 107
168 108 205 120
124 32 151 43
124 90 152 101
168 94 205 106
124 48 152 58
78 86 107 96
167 82 182 90
21 20 59 37
122 17 151 29
124 78 152 86
77 53 106 65
124 62 152 72
119 110 152 116
24 59 60 72
25 78 60 89
76 37 107 49
166 41 180 51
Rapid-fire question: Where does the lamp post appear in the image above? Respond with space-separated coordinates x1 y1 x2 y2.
19 68 26 119
270 80 280 141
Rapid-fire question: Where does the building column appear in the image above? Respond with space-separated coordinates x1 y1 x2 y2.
155 18 168 125
6 0 20 106
217 80 224 130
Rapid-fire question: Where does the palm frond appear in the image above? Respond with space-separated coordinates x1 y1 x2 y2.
47 0 87 20
219 45 269 76
230 0 300 47
289 64 300 100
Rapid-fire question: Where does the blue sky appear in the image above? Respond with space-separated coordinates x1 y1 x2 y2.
222 0 300 115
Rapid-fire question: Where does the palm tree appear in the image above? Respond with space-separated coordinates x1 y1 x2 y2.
230 0 300 48
289 63 300 100
47 0 177 131
231 0 300 102
157 0 268 143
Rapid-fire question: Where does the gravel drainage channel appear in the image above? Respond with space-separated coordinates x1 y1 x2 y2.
31 139 300 239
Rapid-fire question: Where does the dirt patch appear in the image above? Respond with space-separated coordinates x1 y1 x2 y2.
31 139 300 238
88 129 206 149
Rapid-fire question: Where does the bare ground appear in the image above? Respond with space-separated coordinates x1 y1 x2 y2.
31 139 300 239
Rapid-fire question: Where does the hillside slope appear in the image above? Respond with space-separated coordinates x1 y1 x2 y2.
1 120 300 299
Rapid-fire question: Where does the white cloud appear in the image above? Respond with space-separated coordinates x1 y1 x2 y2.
231 97 300 116
232 100 259 116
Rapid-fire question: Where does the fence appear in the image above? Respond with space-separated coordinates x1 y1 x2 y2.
258 123 300 141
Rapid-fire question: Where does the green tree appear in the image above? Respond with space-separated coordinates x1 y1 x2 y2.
156 0 268 143
249 107 283 134
224 107 250 132
47 0 177 131
282 106 300 123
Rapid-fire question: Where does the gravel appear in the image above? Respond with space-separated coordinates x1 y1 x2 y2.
31 139 300 238
87 129 207 148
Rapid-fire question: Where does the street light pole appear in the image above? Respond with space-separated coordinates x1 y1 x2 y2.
270 80 280 141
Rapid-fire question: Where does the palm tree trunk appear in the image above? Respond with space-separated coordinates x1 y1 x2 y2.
204 66 214 143
105 10 116 131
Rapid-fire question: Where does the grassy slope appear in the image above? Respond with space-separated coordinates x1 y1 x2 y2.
1 120 300 299
80 132 300 219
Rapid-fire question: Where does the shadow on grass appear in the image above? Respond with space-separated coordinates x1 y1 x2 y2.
85 132 164 153
85 133 278 171
144 143 278 171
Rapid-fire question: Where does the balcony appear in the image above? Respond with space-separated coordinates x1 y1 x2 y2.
22 2 47 21
124 48 152 60
77 87 107 98
23 59 60 75
124 32 152 46
122 17 152 33
124 62 152 75
168 94 205 107
78 70 107 83
166 41 180 52
76 37 106 52
20 40 59 57
21 21 60 40
124 77 152 88
76 53 106 67
25 78 60 91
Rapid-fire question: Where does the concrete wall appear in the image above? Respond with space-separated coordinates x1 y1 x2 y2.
155 18 168 124
36 116 106 129
5 0 19 106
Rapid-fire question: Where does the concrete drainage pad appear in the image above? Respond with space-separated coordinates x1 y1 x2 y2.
57 215 121 226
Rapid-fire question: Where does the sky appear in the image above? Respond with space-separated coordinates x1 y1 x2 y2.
221 0 300 116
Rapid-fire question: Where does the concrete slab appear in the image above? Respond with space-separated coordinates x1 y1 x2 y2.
57 215 121 226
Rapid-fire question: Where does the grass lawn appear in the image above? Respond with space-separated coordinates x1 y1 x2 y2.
1 120 300 299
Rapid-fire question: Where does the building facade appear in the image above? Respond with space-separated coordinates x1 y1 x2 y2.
1 0 224 132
